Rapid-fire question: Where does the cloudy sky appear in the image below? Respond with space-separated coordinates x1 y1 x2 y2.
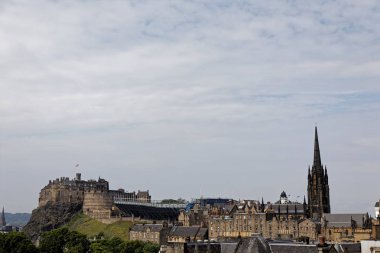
0 0 380 214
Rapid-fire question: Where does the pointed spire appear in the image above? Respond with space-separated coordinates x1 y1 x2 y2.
303 196 307 205
0 207 5 226
313 126 322 169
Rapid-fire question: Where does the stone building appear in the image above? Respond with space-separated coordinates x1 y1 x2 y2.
39 173 152 208
207 193 309 241
321 213 372 243
160 235 339 253
82 190 114 220
299 219 320 242
307 127 331 219
38 173 154 221
178 198 235 227
38 173 109 206
167 226 208 243
130 223 171 245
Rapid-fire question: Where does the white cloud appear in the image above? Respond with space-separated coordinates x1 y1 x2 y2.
0 0 380 212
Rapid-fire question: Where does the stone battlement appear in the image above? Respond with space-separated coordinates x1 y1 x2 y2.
38 173 109 207
38 173 152 221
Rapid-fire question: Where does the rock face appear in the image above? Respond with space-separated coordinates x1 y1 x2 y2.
23 201 82 241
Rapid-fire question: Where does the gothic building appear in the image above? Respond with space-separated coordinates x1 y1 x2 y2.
307 127 331 219
0 207 5 227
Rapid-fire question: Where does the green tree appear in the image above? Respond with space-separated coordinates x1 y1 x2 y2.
0 232 37 253
143 242 160 253
118 240 159 253
65 230 90 253
39 227 89 253
90 241 113 253
39 227 68 253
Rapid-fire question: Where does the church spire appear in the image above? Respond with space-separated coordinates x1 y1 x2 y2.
313 126 322 169
0 207 5 226
308 127 331 218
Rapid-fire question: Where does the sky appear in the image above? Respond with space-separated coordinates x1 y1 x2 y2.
0 0 380 214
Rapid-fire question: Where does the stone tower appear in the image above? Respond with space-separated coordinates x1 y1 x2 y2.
0 207 5 226
307 127 331 218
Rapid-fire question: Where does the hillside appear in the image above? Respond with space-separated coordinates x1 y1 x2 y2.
67 214 133 241
4 213 31 227
23 201 82 241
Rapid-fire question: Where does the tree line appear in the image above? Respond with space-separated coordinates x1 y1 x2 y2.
0 227 160 253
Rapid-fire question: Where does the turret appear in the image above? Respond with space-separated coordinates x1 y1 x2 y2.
280 191 288 204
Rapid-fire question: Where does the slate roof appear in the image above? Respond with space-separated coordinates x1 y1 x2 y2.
338 243 361 253
131 224 164 232
235 236 271 253
269 204 305 214
220 243 239 253
198 228 208 238
168 226 207 238
270 244 318 253
323 214 365 228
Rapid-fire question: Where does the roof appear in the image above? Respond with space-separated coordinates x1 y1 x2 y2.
338 243 361 253
115 203 179 221
323 214 366 228
299 218 318 225
269 204 305 214
168 226 207 238
270 244 318 253
375 202 380 207
131 224 165 232
235 236 271 253
280 191 287 198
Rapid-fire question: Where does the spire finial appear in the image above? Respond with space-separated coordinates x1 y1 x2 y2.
313 126 322 169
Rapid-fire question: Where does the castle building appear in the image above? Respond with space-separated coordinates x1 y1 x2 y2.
307 127 331 219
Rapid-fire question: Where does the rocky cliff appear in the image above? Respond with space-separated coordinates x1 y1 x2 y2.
23 201 82 241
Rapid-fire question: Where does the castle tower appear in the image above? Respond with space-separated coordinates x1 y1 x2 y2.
0 207 6 227
307 127 331 218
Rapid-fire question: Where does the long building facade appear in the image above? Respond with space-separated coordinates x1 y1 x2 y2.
182 127 374 243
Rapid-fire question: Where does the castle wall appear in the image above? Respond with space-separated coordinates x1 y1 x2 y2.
83 190 113 220
38 175 109 207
